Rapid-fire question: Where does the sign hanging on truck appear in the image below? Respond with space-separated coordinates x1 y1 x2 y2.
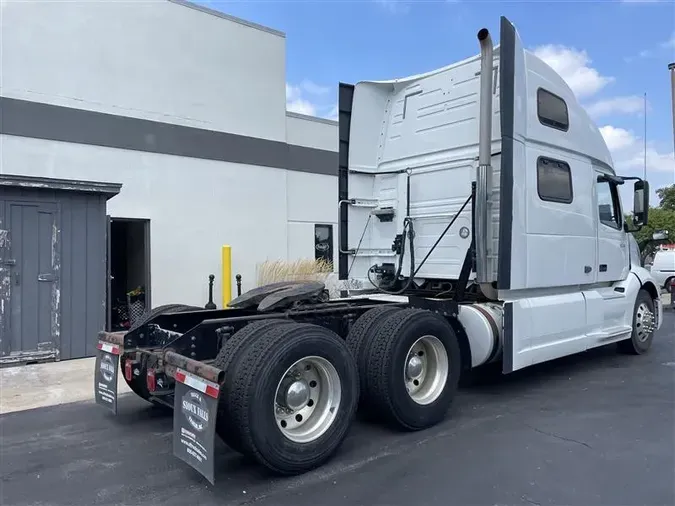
172 367 220 485
94 340 121 414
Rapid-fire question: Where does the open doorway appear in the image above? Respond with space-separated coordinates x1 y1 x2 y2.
107 218 151 332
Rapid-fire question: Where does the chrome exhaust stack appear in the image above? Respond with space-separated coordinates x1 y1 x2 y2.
475 27 494 284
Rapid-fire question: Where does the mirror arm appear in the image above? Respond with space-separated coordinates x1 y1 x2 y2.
597 174 625 185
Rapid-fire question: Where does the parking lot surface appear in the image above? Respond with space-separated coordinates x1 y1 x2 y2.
1 312 673 506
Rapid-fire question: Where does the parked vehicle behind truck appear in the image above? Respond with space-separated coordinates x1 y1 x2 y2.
649 247 675 292
94 16 664 485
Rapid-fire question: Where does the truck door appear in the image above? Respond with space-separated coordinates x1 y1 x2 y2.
595 170 629 283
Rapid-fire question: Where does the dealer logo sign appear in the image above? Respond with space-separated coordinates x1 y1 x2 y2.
100 354 116 383
181 390 209 432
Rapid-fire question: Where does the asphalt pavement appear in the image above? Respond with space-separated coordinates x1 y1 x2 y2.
2 312 674 506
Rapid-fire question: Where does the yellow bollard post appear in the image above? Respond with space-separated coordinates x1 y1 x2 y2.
221 245 232 307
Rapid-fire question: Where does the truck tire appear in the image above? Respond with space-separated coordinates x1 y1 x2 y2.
123 304 201 401
213 319 293 453
227 322 359 475
364 308 461 431
345 305 401 412
665 277 674 293
618 289 656 355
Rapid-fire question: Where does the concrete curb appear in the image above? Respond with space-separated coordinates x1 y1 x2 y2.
0 357 131 415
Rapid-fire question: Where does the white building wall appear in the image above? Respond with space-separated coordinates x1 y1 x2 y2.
0 133 337 306
0 0 340 308
286 171 339 268
286 113 339 152
0 0 287 141
284 114 340 271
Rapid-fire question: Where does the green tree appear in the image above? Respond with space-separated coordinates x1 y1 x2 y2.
628 207 675 246
627 188 675 260
655 184 675 211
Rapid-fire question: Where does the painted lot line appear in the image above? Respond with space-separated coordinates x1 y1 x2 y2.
0 313 673 506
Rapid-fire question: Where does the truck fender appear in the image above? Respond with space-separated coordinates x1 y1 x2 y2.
638 279 663 331
624 272 662 332
639 278 660 302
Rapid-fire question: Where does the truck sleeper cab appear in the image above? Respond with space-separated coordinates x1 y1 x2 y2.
93 17 663 486
338 17 662 371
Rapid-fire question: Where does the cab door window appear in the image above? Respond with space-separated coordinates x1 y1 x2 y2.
596 178 622 229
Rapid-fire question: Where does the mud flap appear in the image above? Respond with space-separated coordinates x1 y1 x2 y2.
172 367 220 485
94 341 121 414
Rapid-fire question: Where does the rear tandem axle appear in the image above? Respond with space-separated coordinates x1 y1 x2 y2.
95 281 464 484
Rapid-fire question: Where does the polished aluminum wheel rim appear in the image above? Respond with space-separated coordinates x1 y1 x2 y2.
403 335 449 405
274 356 341 443
635 302 655 342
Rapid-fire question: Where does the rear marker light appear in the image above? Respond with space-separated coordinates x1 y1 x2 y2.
147 369 156 392
125 360 132 382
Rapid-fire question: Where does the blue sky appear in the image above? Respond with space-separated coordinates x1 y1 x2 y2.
201 0 674 202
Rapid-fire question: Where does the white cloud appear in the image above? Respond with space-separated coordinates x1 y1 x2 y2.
600 126 674 210
600 125 674 175
586 95 646 119
300 79 331 96
286 81 337 119
533 45 614 99
600 125 638 152
286 83 318 115
326 105 339 121
287 98 318 116
286 83 300 101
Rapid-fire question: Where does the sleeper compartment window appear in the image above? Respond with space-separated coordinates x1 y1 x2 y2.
537 157 573 204
537 88 569 131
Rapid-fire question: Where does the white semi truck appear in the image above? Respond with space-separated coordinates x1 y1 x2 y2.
94 16 663 484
